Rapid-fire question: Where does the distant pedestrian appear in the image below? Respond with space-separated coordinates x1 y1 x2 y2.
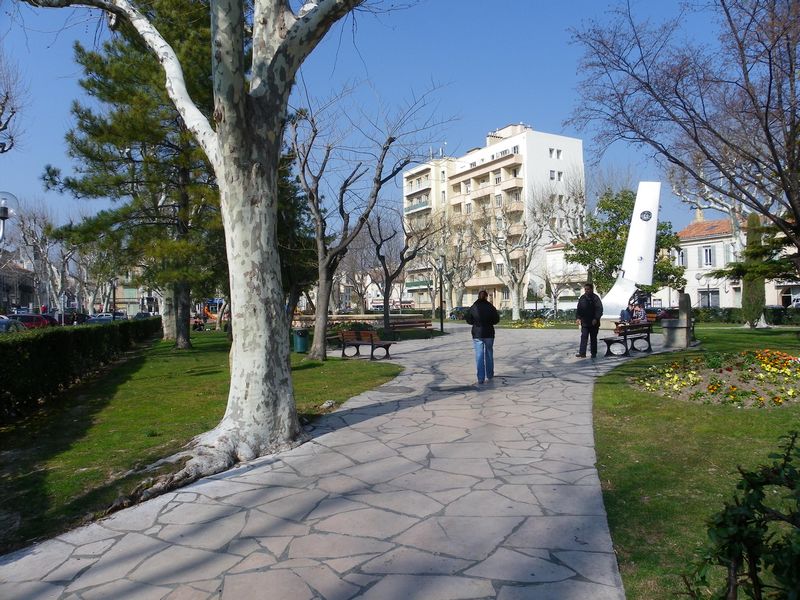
575 283 603 358
465 290 500 384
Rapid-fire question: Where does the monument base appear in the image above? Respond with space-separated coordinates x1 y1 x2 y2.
661 318 693 348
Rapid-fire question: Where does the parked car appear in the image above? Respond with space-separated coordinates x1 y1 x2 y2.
7 314 50 329
84 314 115 325
41 314 61 327
0 319 26 333
133 312 154 320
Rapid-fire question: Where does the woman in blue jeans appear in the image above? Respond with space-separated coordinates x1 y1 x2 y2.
464 290 500 384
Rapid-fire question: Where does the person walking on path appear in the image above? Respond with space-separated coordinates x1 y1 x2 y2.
576 283 603 358
465 289 500 383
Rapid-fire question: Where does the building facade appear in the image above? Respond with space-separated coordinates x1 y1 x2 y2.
651 212 800 309
403 123 585 310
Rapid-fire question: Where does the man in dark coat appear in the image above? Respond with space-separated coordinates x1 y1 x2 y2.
575 283 603 358
465 290 500 384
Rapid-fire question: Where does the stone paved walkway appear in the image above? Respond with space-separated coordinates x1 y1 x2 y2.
1 326 660 600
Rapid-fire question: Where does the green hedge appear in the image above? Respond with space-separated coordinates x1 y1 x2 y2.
0 318 162 423
691 306 800 325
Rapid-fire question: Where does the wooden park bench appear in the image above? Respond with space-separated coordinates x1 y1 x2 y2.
602 322 653 357
389 318 432 337
339 330 394 360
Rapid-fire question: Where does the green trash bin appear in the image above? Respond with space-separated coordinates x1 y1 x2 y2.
293 328 310 353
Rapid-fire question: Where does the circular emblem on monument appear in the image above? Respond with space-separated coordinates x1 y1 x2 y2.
640 210 652 221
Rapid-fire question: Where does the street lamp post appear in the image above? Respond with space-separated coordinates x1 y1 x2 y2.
436 256 444 333
111 278 118 320
0 192 16 245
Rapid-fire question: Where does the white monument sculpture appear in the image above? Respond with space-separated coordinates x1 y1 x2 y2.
600 181 661 322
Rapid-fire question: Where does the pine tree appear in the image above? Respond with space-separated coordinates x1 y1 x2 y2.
44 0 217 348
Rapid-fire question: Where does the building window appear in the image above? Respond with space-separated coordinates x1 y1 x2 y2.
469 161 476 168
512 167 519 177
440 170 445 182
676 248 686 267
558 194 564 202
512 145 519 154
556 149 562 159
441 191 446 204
465 203 472 215
502 287 510 300
494 170 501 184
495 194 502 207
495 264 504 276
511 190 521 202
549 148 555 158
464 182 471 194
557 171 563 182
549 170 556 180
698 289 720 308
701 245 715 267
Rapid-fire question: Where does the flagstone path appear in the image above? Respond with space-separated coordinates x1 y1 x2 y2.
1 325 659 599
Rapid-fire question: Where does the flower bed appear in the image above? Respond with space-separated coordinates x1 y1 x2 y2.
631 349 800 408
507 318 553 329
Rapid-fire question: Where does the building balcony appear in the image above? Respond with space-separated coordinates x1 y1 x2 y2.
450 152 523 183
500 177 523 191
405 182 432 197
405 279 433 289
466 273 504 287
404 201 431 214
504 199 525 212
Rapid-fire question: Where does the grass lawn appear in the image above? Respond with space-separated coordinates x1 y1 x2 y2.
0 331 402 554
594 325 800 599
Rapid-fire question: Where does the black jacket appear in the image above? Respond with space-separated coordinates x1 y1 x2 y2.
576 292 603 327
465 299 500 339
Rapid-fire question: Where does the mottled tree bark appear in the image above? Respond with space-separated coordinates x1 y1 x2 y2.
161 293 176 340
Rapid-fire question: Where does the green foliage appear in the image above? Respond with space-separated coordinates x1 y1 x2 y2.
683 431 800 599
595 327 800 598
277 152 317 300
0 318 162 422
565 188 685 294
711 215 798 285
743 214 767 327
45 0 226 307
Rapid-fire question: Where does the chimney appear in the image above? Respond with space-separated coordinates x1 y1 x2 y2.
694 207 705 222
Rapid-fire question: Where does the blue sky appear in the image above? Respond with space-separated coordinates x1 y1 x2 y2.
1 0 712 230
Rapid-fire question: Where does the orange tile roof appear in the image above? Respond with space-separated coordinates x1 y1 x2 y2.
678 218 736 240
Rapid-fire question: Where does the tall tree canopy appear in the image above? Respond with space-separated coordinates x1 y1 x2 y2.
572 0 800 272
565 188 685 296
0 45 26 154
19 0 372 493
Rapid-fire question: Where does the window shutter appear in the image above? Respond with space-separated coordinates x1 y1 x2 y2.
710 246 717 267
697 247 703 267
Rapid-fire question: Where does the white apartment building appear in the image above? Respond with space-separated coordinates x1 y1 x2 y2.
403 123 585 310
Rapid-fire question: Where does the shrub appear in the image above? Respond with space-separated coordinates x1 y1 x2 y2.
0 318 162 423
683 431 800 599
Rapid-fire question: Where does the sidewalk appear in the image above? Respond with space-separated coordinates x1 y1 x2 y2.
1 326 653 600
